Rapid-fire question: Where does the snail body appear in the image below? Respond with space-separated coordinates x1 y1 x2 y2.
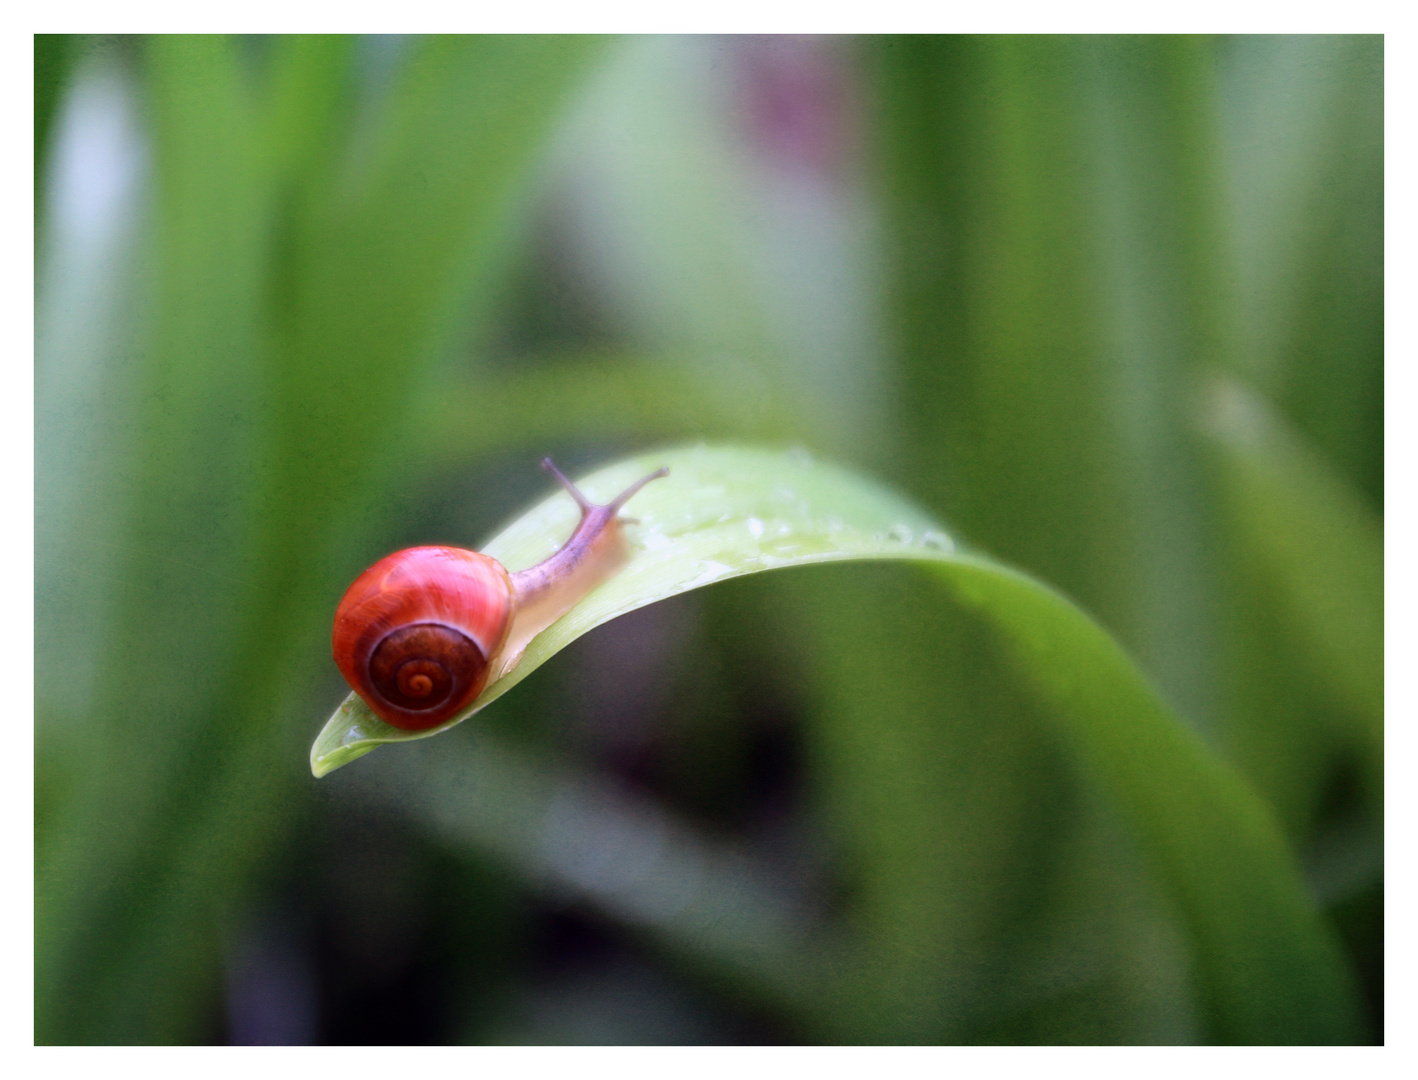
333 460 667 731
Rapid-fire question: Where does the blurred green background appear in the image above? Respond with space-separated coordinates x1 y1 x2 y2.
34 34 1382 1044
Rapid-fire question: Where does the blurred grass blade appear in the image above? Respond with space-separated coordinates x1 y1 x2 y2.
421 351 813 468
37 36 271 1044
1204 378 1383 768
35 33 79 221
36 34 611 1044
312 444 1360 1042
548 37 891 464
1221 36 1383 505
869 36 1232 729
345 730 833 1024
870 35 1138 631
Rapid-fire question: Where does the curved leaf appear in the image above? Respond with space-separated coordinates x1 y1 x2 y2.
311 444 1360 1042
926 557 1360 1042
312 445 952 775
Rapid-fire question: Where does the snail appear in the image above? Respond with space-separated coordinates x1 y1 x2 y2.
333 458 668 731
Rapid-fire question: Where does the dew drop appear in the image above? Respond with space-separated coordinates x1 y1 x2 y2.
888 524 913 544
746 517 766 538
922 530 953 551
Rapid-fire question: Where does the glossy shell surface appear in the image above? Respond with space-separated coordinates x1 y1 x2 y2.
332 546 513 729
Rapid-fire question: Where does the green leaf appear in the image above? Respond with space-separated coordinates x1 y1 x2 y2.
1211 379 1382 727
36 34 611 1043
868 36 1230 727
925 557 1360 1042
312 445 952 775
420 351 813 469
1203 376 1383 824
312 444 1361 1042
34 33 78 222
1222 35 1383 505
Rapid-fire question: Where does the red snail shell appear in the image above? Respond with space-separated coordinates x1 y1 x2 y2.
332 547 512 730
333 459 667 731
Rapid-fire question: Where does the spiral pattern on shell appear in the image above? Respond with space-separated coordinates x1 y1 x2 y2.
332 546 513 730
366 622 485 715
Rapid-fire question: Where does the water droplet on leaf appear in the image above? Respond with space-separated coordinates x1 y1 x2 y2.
921 530 952 551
